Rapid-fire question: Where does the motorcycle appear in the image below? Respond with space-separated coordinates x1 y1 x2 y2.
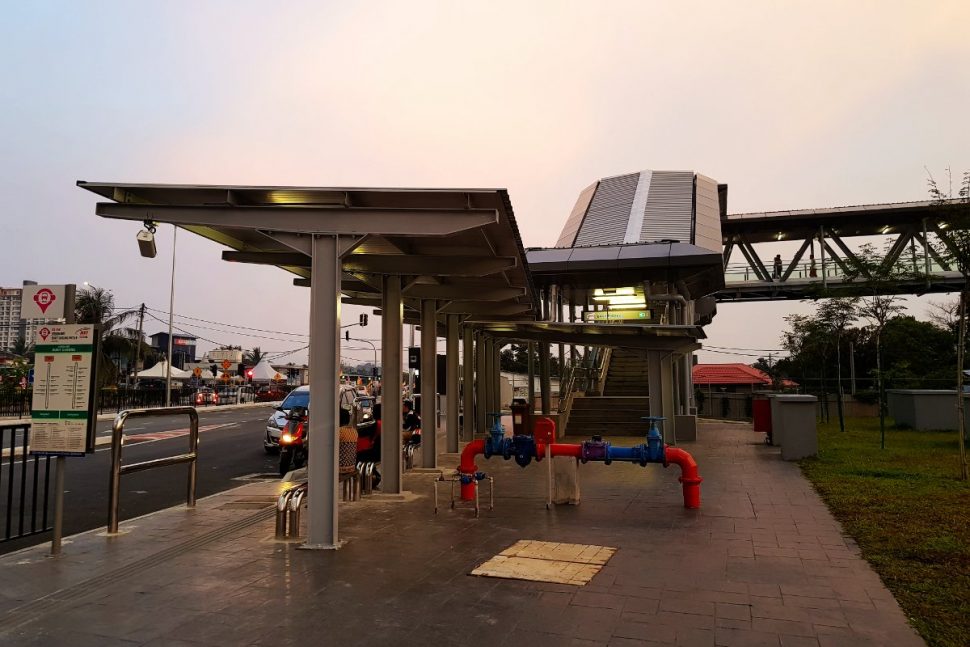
278 405 309 476
278 400 376 476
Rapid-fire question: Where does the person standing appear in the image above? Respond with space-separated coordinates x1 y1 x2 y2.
773 254 783 279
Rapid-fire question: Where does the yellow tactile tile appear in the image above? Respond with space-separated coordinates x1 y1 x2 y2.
471 540 617 586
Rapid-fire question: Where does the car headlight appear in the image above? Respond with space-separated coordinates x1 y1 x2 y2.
268 418 281 429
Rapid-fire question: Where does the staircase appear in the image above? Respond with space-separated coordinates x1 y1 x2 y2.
558 348 654 437
603 348 650 396
566 396 651 436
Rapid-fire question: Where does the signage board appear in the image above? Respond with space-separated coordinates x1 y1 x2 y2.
221 359 232 370
21 284 75 320
29 324 99 456
583 309 651 323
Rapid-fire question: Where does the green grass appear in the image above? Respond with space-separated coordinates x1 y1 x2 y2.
799 418 970 647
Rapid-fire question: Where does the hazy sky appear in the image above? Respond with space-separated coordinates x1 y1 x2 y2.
2 1 969 366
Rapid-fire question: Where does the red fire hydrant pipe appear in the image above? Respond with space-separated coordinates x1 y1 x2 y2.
458 440 702 509
458 440 485 500
664 446 703 509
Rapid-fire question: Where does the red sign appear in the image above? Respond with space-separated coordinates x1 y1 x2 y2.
44 356 55 363
221 359 232 370
33 288 56 314
38 327 51 341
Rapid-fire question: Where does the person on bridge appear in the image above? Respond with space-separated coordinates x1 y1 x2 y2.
773 254 783 279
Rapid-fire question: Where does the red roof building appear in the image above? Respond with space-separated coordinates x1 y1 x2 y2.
692 363 795 391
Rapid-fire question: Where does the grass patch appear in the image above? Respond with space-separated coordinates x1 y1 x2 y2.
799 418 969 647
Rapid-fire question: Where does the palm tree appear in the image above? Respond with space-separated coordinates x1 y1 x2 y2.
245 347 267 366
10 335 34 362
74 287 138 387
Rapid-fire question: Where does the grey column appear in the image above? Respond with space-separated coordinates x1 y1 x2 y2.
476 332 487 434
527 341 535 410
483 337 493 419
647 351 676 444
381 275 403 494
557 287 565 378
306 235 340 549
493 341 502 412
446 314 460 453
462 325 474 441
420 300 438 468
539 342 551 415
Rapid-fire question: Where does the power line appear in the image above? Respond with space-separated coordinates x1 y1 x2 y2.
145 306 309 338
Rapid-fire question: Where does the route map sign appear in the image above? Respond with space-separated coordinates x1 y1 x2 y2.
30 324 100 456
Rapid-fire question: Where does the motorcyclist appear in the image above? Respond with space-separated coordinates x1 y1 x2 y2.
356 403 382 488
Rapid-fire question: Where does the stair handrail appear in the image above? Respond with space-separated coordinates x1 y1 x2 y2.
594 347 612 395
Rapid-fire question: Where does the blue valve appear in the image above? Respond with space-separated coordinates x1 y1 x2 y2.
641 416 666 463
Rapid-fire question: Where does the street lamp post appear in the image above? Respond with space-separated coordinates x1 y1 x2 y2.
165 226 177 407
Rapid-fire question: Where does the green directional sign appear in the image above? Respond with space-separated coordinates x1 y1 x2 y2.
584 309 651 323
30 324 100 456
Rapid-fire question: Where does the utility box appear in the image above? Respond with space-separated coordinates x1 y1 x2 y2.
769 394 818 460
510 399 532 436
753 393 772 441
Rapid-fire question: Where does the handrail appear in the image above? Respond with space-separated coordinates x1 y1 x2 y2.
275 481 308 539
107 406 199 534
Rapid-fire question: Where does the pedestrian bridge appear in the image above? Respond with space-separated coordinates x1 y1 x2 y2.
718 198 970 302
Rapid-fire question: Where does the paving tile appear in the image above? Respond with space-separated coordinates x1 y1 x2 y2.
752 618 816 638
714 627 780 646
715 602 750 621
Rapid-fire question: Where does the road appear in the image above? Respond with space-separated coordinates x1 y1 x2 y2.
0 405 280 555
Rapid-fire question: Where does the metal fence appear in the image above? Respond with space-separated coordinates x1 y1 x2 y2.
697 393 754 421
0 423 53 543
1 385 295 418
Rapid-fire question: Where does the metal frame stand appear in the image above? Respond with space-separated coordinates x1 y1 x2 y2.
433 471 494 518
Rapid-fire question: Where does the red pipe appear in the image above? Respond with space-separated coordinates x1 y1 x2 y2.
459 440 485 500
664 446 703 509
458 440 702 509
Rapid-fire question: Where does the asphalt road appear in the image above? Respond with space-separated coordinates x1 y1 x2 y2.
0 405 280 555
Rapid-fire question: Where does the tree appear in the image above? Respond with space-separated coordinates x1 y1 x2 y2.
927 168 970 480
245 347 267 366
817 297 858 432
10 334 34 362
74 286 138 387
844 243 908 449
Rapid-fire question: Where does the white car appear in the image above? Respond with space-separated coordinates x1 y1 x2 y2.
263 385 361 452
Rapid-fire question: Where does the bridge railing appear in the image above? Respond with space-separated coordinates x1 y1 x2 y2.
724 255 954 284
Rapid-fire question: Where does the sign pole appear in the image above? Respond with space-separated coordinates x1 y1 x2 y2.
50 302 76 556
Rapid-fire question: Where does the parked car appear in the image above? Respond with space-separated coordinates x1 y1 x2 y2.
264 384 362 453
217 385 255 404
195 387 219 405
256 385 288 402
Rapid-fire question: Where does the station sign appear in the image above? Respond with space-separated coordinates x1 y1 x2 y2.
30 324 100 456
583 309 651 323
21 284 76 320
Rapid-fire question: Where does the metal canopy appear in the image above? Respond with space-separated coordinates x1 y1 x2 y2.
475 321 705 351
526 241 725 298
77 182 538 318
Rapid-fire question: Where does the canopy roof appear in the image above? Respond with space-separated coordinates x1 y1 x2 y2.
139 360 192 380
78 182 538 321
251 358 281 382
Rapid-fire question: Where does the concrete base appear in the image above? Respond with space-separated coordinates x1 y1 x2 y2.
552 456 581 505
674 415 697 442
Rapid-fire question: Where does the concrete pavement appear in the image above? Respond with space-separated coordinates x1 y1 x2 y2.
0 421 924 646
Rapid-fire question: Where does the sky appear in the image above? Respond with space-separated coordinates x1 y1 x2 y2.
2 1 969 367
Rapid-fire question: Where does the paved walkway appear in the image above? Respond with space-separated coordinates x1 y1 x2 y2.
0 421 923 646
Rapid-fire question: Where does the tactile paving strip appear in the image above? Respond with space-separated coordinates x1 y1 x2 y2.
470 539 616 585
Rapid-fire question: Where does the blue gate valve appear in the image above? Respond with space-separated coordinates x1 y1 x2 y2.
641 416 666 463
483 412 505 459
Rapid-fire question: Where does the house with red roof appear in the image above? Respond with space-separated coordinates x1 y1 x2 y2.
692 363 796 392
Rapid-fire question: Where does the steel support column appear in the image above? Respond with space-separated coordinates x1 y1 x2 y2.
647 350 675 445
420 300 437 468
306 234 341 549
461 324 474 441
476 332 487 435
527 341 536 410
381 274 403 494
539 342 551 415
446 314 460 453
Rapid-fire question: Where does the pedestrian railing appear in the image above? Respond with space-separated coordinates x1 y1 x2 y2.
275 482 307 540
0 423 53 543
107 407 199 534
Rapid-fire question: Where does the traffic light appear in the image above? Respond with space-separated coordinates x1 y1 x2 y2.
359 313 368 327
246 368 254 381
237 363 245 376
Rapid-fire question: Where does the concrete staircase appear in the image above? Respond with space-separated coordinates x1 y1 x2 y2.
566 395 652 436
603 348 650 396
